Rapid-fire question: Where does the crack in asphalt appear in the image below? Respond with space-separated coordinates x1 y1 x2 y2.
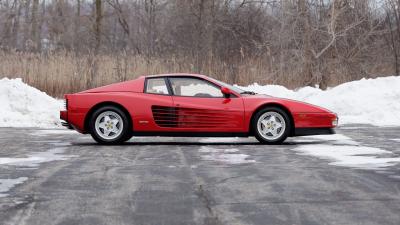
3 195 36 225
210 198 400 206
195 184 223 225
176 145 226 225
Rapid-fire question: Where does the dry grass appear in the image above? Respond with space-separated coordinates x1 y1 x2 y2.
0 51 394 97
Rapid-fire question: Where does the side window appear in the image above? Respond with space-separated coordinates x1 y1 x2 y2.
169 77 223 98
145 78 169 95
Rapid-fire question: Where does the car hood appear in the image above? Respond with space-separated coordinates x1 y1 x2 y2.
243 94 334 114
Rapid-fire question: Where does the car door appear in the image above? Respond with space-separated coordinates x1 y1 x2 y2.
133 77 175 131
163 76 245 132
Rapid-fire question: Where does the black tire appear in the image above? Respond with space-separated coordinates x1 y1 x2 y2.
89 105 132 144
252 106 291 144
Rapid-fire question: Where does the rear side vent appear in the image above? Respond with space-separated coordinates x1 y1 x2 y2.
152 106 178 127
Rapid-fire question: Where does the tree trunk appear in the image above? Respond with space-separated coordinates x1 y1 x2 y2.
145 0 156 59
23 0 31 51
11 0 21 49
94 0 102 54
298 0 313 86
387 10 399 75
74 0 81 52
30 0 39 51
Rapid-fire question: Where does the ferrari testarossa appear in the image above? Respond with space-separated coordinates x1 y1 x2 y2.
60 74 338 144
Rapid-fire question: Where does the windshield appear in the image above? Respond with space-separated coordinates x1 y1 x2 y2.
208 77 245 94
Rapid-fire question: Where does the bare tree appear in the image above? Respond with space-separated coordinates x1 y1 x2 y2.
94 0 102 54
0 0 399 96
30 0 39 51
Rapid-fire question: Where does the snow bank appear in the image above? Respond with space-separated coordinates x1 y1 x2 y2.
240 76 400 126
0 78 62 127
1 76 399 128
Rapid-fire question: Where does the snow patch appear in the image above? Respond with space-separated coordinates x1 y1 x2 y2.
0 148 75 168
31 129 76 136
294 145 400 169
199 137 241 143
199 146 239 153
293 134 400 169
199 137 257 143
301 134 359 145
0 177 28 197
240 76 400 126
0 141 76 198
199 146 255 164
0 78 62 127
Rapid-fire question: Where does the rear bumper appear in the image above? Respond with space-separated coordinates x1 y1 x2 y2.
60 110 67 121
60 111 73 129
61 121 73 129
294 127 335 136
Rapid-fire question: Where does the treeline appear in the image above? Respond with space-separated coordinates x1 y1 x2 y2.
0 0 399 96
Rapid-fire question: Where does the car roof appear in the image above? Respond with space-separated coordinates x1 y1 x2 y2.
141 73 207 79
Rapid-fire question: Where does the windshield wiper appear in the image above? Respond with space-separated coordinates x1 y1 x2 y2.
240 91 257 95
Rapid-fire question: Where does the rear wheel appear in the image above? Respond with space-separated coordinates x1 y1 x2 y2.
252 107 291 144
89 106 131 144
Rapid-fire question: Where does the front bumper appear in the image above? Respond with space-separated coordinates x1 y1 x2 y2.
294 127 335 136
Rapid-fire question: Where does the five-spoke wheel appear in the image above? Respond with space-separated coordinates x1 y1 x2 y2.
253 107 291 144
89 106 132 144
95 111 123 140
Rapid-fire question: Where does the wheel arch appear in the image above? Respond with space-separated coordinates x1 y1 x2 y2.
249 103 295 136
84 101 133 132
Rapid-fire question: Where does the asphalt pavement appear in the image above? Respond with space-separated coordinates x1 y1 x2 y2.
0 126 399 225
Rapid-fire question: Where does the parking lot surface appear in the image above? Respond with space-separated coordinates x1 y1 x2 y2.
0 126 399 225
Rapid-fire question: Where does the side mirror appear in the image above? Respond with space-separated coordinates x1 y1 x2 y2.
221 87 232 98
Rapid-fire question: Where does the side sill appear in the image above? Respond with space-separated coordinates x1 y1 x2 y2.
132 131 249 137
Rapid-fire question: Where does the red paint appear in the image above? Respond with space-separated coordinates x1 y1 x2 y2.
221 87 232 95
60 74 337 135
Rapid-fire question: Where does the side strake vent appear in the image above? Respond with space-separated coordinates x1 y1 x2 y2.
152 106 178 127
151 105 238 128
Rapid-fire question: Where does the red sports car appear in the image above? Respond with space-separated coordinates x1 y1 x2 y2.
60 74 337 144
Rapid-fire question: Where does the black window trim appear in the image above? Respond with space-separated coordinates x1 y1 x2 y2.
144 77 171 96
166 76 237 98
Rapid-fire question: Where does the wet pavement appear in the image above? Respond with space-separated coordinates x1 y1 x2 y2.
0 126 399 225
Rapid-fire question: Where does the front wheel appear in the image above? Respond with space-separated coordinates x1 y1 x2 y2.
89 106 131 144
252 107 291 144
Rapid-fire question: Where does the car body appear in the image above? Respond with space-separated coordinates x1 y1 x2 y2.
60 73 337 144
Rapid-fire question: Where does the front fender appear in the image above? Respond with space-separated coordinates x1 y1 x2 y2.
243 96 337 130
